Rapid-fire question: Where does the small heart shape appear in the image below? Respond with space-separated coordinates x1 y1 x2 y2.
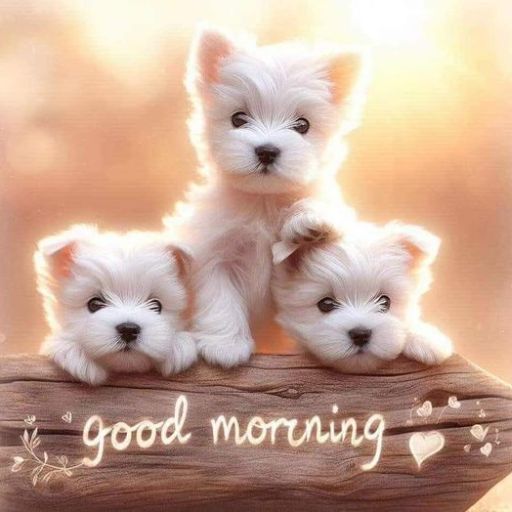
463 444 471 453
470 424 489 442
480 442 492 457
61 411 72 424
478 409 486 419
24 415 36 426
448 396 461 409
416 400 433 418
409 431 445 468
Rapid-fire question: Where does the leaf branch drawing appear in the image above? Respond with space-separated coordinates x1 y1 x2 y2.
11 428 85 486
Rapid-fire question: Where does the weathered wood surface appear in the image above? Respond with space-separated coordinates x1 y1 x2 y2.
0 353 511 512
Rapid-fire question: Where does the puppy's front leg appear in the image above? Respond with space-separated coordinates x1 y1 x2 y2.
403 322 453 366
193 265 254 368
160 331 198 376
43 336 108 385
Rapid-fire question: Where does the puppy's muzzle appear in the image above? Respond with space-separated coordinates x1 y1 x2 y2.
348 327 372 347
116 322 141 344
255 144 280 167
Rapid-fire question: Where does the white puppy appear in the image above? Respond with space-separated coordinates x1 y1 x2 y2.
165 26 369 367
34 225 197 385
272 211 453 372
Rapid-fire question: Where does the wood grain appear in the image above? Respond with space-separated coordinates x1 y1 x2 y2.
0 353 511 512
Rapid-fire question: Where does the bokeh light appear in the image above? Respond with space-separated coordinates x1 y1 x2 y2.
351 0 429 47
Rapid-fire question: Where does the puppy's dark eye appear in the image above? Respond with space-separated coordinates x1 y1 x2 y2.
148 299 162 314
317 297 338 313
293 117 310 134
87 297 106 313
377 295 391 313
231 111 248 128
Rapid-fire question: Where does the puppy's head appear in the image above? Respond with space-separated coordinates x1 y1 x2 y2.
273 222 440 372
35 225 192 372
186 25 370 194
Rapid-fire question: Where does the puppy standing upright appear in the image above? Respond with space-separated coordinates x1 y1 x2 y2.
166 26 369 367
35 225 197 385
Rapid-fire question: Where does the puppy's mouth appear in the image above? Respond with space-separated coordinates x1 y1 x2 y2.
345 344 371 357
115 341 137 353
253 163 271 175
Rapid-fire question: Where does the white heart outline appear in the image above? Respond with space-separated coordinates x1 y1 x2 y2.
61 411 73 424
416 400 433 418
470 424 489 442
448 396 461 409
480 442 492 457
409 431 445 468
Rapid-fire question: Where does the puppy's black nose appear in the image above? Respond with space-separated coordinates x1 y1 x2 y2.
116 322 141 343
348 327 372 347
255 144 280 166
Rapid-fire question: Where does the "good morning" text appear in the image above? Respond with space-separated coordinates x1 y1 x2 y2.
82 396 385 470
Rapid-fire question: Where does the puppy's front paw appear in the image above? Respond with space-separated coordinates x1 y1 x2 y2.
197 334 254 368
51 341 109 386
280 205 335 246
80 363 109 386
160 332 198 376
57 356 108 386
403 322 453 366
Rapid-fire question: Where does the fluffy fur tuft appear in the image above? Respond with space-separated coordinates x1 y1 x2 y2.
35 225 197 385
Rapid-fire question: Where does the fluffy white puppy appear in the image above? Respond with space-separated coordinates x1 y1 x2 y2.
34 225 197 385
272 210 453 372
165 25 369 367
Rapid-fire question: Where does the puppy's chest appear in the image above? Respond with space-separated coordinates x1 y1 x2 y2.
213 199 287 286
233 229 274 308
222 204 283 260
231 222 273 267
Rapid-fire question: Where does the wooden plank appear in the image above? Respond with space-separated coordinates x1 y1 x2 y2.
0 353 511 512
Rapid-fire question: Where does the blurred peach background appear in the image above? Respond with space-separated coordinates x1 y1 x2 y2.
0 1 511 509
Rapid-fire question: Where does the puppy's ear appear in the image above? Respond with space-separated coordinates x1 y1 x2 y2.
272 239 301 266
323 47 371 131
272 240 311 273
187 25 237 94
166 243 193 279
327 48 369 102
36 225 96 279
384 222 441 272
272 236 331 270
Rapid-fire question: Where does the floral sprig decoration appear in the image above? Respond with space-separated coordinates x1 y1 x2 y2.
11 428 84 486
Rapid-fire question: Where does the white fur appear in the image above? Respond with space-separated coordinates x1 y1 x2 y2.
165 26 368 367
34 225 197 385
272 214 453 373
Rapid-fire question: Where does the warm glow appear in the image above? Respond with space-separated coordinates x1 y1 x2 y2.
351 0 429 46
70 0 177 83
1 1 511 507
